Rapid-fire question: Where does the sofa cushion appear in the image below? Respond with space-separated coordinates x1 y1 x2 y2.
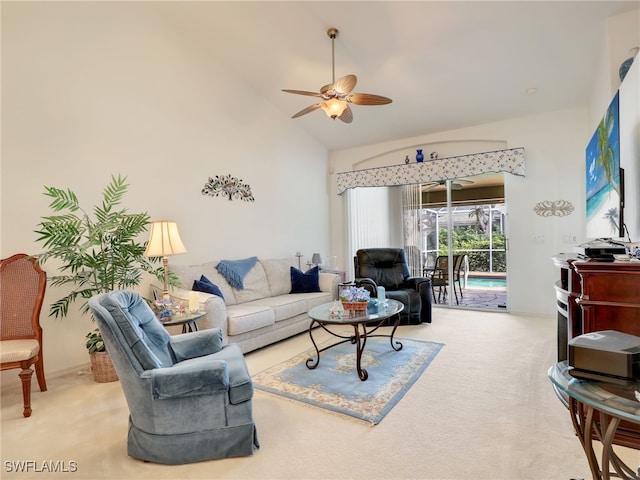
243 295 308 323
226 304 275 336
233 262 271 304
290 266 320 293
303 292 335 311
170 262 237 306
192 275 224 300
260 259 292 296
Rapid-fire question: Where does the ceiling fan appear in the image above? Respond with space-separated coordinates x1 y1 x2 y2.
422 179 475 192
282 28 392 123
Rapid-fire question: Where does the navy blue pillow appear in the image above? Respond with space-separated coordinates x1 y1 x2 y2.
290 266 321 293
192 275 224 300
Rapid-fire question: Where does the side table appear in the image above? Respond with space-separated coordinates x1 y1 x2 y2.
548 361 640 479
160 311 205 334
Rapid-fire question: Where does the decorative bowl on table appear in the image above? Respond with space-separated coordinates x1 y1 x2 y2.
341 301 369 311
339 285 371 311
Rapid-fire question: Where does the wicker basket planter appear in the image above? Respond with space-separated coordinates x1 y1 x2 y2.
90 352 118 383
342 301 368 311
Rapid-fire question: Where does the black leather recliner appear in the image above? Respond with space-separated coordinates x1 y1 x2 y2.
354 248 432 325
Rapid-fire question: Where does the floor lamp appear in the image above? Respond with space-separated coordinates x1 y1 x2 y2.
144 221 187 302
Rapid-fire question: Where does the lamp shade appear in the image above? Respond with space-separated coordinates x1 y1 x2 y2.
144 221 187 257
311 253 322 265
320 99 347 119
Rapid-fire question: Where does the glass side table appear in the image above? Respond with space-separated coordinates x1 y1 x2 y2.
160 311 205 334
548 361 640 480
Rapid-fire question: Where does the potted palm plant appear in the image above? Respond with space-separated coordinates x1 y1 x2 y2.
34 174 174 382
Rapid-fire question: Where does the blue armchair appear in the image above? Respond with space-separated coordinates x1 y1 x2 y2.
88 291 259 464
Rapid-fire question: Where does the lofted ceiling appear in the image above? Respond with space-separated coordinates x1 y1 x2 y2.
155 1 639 151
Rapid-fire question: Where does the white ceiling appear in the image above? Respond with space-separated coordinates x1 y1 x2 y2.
156 1 639 151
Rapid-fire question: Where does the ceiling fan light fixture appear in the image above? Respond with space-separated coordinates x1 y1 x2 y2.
321 98 348 119
282 27 391 122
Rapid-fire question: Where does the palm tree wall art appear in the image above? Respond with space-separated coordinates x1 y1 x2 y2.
585 91 622 238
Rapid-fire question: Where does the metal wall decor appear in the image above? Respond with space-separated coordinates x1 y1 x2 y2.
202 174 255 202
533 200 574 217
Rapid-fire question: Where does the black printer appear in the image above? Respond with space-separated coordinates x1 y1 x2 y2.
568 330 640 384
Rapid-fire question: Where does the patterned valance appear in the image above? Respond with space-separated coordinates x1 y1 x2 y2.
336 147 525 194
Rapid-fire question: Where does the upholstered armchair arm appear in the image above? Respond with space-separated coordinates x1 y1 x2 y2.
169 328 224 362
150 359 229 400
319 272 340 299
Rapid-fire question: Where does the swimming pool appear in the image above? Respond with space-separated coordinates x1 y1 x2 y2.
466 276 507 288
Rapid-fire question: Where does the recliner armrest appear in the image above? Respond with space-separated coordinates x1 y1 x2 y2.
151 359 229 400
354 277 378 298
405 276 431 289
169 328 224 362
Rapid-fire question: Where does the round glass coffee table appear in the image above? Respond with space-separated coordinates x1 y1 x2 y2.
306 299 404 381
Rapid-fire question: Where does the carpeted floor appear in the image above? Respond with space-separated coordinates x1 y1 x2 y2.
2 308 637 479
253 337 444 424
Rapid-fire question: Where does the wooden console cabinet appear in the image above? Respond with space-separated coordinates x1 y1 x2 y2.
552 255 640 359
552 255 640 449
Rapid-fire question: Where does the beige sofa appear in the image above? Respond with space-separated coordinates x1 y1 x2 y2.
158 259 339 353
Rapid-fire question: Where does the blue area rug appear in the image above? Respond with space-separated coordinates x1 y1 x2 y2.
252 337 444 424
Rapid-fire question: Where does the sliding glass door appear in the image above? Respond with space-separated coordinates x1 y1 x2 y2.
345 172 508 311
417 173 508 310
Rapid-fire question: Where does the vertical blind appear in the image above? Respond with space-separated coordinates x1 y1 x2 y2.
402 184 423 276
345 187 391 280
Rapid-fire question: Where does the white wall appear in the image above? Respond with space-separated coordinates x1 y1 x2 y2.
1 3 330 376
616 57 640 243
329 108 589 317
589 9 640 242
328 8 640 318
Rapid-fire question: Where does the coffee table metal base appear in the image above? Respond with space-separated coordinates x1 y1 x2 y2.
305 317 402 381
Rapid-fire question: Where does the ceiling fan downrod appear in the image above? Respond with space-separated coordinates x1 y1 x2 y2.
327 28 339 84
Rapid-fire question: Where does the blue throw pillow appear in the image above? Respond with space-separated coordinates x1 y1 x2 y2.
192 275 224 300
290 266 321 293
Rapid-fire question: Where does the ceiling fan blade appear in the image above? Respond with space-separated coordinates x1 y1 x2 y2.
291 103 322 118
282 89 323 98
422 182 441 192
451 183 464 190
347 93 393 105
338 105 353 123
334 75 357 95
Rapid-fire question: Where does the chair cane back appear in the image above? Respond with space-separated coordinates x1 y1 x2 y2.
1 253 48 417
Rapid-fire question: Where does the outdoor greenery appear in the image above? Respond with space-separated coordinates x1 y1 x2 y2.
436 226 506 272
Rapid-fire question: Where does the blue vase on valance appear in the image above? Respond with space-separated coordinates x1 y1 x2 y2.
416 149 424 163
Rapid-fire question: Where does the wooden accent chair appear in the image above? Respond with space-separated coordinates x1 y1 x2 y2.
0 253 47 417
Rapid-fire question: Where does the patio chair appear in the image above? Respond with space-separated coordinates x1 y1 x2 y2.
430 254 468 305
